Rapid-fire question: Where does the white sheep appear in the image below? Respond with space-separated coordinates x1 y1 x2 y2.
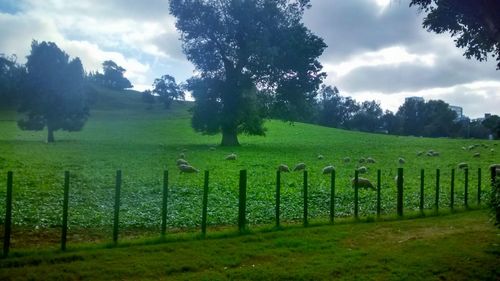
293 162 306 171
225 153 237 160
366 157 376 164
473 152 480 158
417 151 424 156
176 159 189 166
278 164 290 172
343 157 351 163
457 162 468 169
322 165 335 174
178 164 199 173
179 152 185 159
351 177 375 190
317 154 324 160
358 157 366 164
398 157 406 164
357 166 368 174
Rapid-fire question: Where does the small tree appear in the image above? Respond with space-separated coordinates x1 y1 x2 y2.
0 54 25 107
18 41 89 143
152 75 184 109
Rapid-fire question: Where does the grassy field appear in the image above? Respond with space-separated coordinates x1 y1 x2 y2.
0 88 498 245
0 210 498 280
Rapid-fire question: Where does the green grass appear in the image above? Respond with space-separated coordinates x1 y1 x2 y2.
0 210 498 280
0 87 498 241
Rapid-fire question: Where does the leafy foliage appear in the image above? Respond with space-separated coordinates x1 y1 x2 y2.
170 0 326 145
88 60 133 90
0 54 25 107
152 74 184 109
17 41 89 142
410 0 500 69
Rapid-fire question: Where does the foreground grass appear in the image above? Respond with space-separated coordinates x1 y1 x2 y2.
0 210 498 281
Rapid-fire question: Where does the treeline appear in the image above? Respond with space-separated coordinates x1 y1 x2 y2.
260 84 500 140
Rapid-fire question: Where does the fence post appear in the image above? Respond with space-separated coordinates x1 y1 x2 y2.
201 171 209 236
420 169 424 214
330 170 335 224
435 169 440 213
397 168 404 217
464 168 469 209
450 169 455 210
61 171 70 251
303 170 308 227
3 172 13 258
354 170 359 220
477 168 481 205
275 170 281 228
113 170 121 244
376 169 381 217
161 170 168 236
238 170 247 233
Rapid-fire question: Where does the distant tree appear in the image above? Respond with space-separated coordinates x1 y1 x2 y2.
152 75 184 109
410 0 500 69
347 100 383 132
0 54 24 107
421 100 458 137
381 110 402 135
18 41 89 143
396 99 426 136
99 60 133 90
482 114 500 139
315 85 359 128
170 0 326 146
141 89 156 110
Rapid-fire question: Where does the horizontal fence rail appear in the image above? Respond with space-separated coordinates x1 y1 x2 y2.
1 165 497 257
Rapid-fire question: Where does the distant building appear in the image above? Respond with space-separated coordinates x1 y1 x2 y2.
405 96 424 103
449 105 463 120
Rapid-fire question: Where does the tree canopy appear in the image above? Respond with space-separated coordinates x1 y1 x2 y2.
0 54 24 107
18 41 89 143
410 0 500 69
170 0 326 146
152 74 184 109
88 60 133 90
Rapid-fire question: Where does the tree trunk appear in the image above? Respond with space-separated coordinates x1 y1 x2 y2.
47 126 55 143
221 127 240 146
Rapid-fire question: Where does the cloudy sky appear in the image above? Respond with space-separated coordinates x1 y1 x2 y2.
1 0 499 118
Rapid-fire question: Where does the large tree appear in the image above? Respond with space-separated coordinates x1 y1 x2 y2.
410 0 500 69
170 0 326 146
152 74 184 109
18 41 89 143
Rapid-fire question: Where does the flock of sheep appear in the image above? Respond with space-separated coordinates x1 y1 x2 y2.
174 142 498 191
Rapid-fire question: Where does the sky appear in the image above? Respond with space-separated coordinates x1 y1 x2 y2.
0 0 499 118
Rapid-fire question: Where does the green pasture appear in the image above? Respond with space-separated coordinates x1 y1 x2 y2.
0 89 498 235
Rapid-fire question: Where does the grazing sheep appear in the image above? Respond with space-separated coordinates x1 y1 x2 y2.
179 153 185 159
398 157 406 164
358 157 366 164
176 159 189 166
468 145 475 150
417 151 424 156
457 162 468 169
225 153 237 160
357 166 368 174
182 148 188 153
317 154 324 160
366 157 376 164
351 177 375 190
293 162 306 171
178 164 199 173
473 152 480 158
209 146 216 151
343 157 351 163
461 147 466 150
426 151 434 157
278 164 290 172
491 148 495 153
433 151 440 156
322 165 335 174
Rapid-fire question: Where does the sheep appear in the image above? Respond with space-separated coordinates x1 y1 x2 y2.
225 153 237 160
178 164 199 173
357 166 368 174
293 162 306 171
317 154 324 160
457 162 468 169
278 164 290 173
467 145 475 150
176 159 189 166
351 177 375 190
366 157 376 164
358 157 366 164
209 146 216 151
491 148 495 153
182 148 188 153
343 157 351 163
398 157 406 165
179 152 185 159
417 151 424 156
461 147 466 150
433 151 440 157
322 165 335 174
473 152 480 158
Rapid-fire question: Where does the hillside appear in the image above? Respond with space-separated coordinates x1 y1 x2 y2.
0 87 498 236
